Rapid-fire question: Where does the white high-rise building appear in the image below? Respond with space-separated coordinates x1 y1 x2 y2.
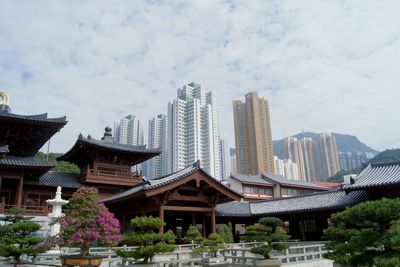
114 115 144 146
147 114 168 179
114 115 144 171
220 139 231 180
274 156 285 177
284 159 299 180
230 148 237 174
167 82 222 180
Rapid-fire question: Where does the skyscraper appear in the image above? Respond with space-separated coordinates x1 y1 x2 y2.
220 139 231 180
230 148 237 174
147 114 168 179
114 115 144 146
114 115 144 172
233 91 274 175
283 159 299 180
283 137 306 181
301 137 319 181
274 156 285 177
319 133 340 178
167 82 222 180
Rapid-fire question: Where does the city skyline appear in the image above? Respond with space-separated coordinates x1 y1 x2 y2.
1 1 400 153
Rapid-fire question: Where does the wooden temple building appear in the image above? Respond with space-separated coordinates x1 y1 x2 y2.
2 92 400 241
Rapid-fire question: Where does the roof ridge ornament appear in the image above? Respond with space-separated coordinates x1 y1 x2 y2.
194 160 201 168
0 92 11 112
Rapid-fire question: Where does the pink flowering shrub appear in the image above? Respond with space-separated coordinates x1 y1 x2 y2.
43 187 121 256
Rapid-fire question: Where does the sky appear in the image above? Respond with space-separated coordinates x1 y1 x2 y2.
1 0 400 153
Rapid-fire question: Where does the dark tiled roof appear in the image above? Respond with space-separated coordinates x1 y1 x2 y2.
58 134 161 163
216 201 251 217
345 161 400 191
103 161 242 203
103 162 202 202
262 172 329 190
0 145 9 153
25 172 81 188
79 134 161 154
230 173 273 186
250 190 369 216
0 156 55 168
0 110 66 124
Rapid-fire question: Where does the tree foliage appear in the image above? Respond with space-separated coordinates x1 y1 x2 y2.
324 198 400 266
184 225 203 244
116 216 176 263
243 217 290 259
35 152 80 173
217 222 234 243
193 233 225 257
0 208 46 264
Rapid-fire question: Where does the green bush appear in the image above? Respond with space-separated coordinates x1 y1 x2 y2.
217 222 234 243
243 217 290 259
184 225 203 244
116 216 176 263
0 208 46 264
324 198 400 266
193 233 225 257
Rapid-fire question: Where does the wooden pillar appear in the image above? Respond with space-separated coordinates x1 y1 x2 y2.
192 212 196 226
159 206 164 233
211 208 216 233
121 214 127 232
300 218 306 241
202 215 207 236
16 177 23 206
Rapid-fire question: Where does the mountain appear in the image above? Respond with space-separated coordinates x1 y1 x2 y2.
327 148 400 182
273 131 378 159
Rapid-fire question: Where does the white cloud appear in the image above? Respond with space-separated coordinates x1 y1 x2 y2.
0 0 399 152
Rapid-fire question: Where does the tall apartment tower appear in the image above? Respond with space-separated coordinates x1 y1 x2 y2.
301 137 319 181
284 159 299 180
283 137 306 181
147 114 168 179
114 115 144 172
220 139 231 180
233 92 274 175
167 82 222 180
230 148 237 174
114 115 144 146
274 156 285 177
319 133 340 178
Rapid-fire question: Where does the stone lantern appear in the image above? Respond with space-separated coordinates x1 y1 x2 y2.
46 186 69 236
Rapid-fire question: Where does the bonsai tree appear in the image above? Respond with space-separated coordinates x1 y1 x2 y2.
243 217 290 259
324 198 400 267
42 187 121 256
0 207 46 267
184 225 203 244
193 233 225 257
116 216 176 263
217 222 234 243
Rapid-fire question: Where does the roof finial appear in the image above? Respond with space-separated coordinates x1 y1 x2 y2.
0 92 11 112
101 126 114 142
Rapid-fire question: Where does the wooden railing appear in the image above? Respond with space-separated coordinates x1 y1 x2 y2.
82 169 143 186
0 203 51 216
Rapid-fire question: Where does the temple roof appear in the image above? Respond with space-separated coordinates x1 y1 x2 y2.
24 171 81 188
0 155 55 169
103 161 242 203
261 172 330 190
58 134 161 167
230 173 273 186
216 190 370 217
0 110 67 157
249 190 369 216
344 161 400 191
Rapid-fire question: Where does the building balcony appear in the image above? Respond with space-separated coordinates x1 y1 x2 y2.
81 169 143 186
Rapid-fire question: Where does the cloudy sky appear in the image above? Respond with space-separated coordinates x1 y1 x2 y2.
1 0 399 152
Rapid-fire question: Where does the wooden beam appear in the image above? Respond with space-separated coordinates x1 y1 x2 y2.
168 192 209 203
163 205 213 212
